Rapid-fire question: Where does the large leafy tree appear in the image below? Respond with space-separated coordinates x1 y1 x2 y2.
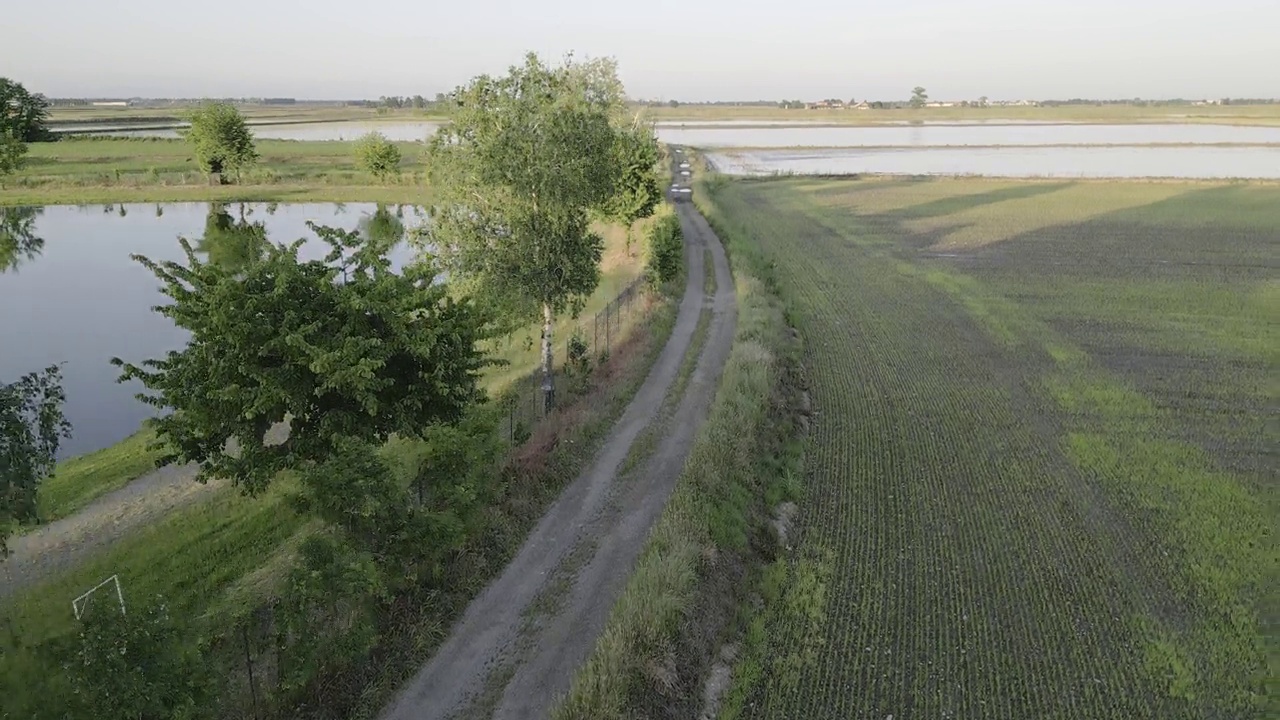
113 224 487 493
424 53 661 410
910 86 929 108
1 366 70 555
184 102 258 181
0 78 52 143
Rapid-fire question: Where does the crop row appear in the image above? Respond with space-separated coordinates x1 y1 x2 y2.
710 182 1239 719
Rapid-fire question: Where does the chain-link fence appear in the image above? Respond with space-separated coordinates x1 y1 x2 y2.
498 276 653 443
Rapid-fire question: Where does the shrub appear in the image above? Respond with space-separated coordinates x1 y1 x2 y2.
185 103 258 181
645 213 683 287
355 132 402 180
64 596 210 720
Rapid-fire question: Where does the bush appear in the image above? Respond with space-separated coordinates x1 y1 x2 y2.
645 213 683 287
185 103 258 180
355 132 402 180
64 597 210 720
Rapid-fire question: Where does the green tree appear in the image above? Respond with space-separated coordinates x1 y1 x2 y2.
424 52 660 410
910 86 929 108
598 121 663 233
112 223 487 493
0 205 44 273
354 131 402 180
184 102 258 181
65 596 210 720
194 203 268 272
1 365 70 554
0 78 52 142
0 130 28 185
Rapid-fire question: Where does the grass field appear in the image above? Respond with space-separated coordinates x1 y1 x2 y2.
645 103 1280 127
1 137 429 205
699 175 1276 718
35 426 165 522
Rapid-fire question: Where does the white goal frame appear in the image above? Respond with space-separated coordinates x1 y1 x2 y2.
72 574 126 620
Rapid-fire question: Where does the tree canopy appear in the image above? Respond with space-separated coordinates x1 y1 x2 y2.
1 365 70 555
0 78 52 143
184 102 258 179
113 223 487 493
423 52 662 408
910 86 929 108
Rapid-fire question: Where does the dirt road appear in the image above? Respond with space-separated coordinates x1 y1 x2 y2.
379 199 737 720
0 424 289 600
0 461 215 600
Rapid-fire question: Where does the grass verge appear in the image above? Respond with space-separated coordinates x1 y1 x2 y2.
34 425 165 523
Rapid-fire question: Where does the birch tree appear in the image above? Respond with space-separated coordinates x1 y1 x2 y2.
424 53 661 410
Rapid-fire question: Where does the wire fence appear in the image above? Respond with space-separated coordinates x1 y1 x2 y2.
498 276 653 443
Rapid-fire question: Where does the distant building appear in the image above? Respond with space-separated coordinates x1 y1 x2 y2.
91 101 128 107
806 99 846 110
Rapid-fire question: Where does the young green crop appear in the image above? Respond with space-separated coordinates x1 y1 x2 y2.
703 175 1275 719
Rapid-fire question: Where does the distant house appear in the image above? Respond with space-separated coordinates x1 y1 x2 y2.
806 99 846 110
91 101 128 107
923 101 957 108
852 100 871 110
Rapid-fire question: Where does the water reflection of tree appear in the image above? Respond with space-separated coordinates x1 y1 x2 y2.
0 206 45 273
359 203 406 255
196 202 269 272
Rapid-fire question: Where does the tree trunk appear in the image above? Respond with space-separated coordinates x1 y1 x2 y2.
541 302 556 413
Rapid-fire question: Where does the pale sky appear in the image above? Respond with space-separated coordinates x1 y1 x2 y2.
2 0 1276 101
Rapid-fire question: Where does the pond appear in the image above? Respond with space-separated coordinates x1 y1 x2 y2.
703 146 1280 179
0 202 423 459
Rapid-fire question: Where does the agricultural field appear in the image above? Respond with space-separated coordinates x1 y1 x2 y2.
1 137 429 205
701 176 1276 719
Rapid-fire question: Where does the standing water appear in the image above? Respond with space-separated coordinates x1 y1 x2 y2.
0 202 423 458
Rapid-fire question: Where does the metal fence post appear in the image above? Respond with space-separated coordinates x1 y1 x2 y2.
243 624 261 720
